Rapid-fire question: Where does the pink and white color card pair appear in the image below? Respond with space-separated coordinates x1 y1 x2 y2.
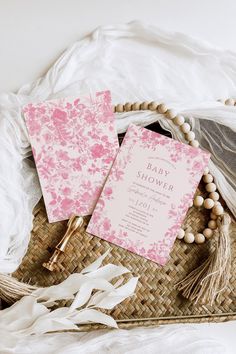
23 91 119 223
87 124 210 265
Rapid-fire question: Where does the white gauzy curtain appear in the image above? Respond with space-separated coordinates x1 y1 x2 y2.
0 21 235 278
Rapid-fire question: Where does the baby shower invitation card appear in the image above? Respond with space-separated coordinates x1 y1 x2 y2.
87 124 210 265
24 91 119 223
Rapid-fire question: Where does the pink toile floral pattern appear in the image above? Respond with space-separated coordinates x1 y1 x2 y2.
23 91 119 223
87 124 210 266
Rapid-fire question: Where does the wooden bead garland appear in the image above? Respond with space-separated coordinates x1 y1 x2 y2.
114 100 226 245
209 192 219 201
184 232 195 244
203 198 215 209
194 233 205 244
212 204 224 216
193 196 204 207
180 123 191 133
203 228 213 239
225 98 235 106
203 174 213 183
173 115 185 126
177 228 185 239
205 182 217 193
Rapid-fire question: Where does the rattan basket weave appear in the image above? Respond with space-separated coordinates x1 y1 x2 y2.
13 125 236 329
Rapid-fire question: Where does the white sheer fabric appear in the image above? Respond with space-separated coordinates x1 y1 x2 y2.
0 21 235 275
0 21 235 354
0 325 225 354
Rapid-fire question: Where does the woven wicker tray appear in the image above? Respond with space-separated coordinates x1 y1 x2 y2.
13 125 236 329
13 196 236 329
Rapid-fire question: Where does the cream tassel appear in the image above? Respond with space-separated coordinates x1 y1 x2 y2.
0 273 38 304
177 213 231 305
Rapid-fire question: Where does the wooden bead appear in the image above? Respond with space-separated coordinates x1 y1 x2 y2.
140 101 149 110
195 233 205 244
193 195 204 207
112 105 116 113
225 98 235 106
185 131 195 142
209 192 219 201
203 198 215 209
177 228 185 239
124 102 132 112
203 174 213 183
166 109 176 119
190 140 200 148
158 103 168 114
210 212 217 220
208 220 217 230
212 205 224 216
132 102 141 111
203 228 213 239
184 232 195 244
116 104 124 113
180 123 191 133
173 115 185 126
205 182 216 193
203 167 209 175
148 101 159 111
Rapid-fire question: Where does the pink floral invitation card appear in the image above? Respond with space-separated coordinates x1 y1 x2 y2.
87 124 210 265
23 91 119 223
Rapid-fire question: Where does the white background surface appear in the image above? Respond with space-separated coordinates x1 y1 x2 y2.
0 0 235 352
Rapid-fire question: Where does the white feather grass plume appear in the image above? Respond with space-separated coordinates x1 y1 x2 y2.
0 250 138 344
